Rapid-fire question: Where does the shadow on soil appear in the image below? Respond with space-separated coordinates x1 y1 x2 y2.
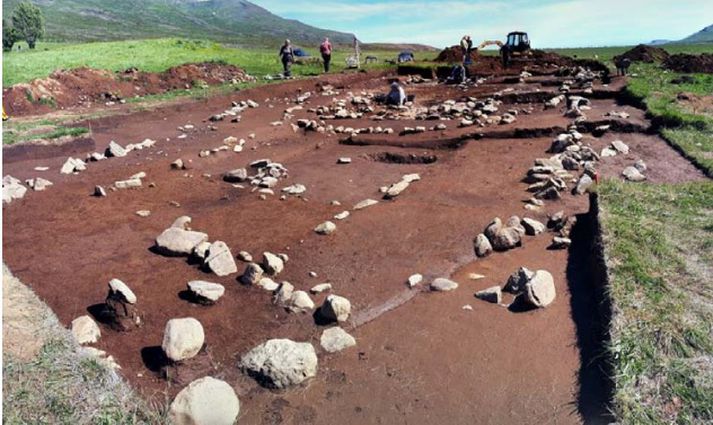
565 196 615 424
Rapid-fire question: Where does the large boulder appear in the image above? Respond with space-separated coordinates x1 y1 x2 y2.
262 252 284 276
162 318 205 362
288 290 315 313
524 270 556 308
320 327 356 353
521 218 545 235
2 175 27 204
490 227 522 251
223 168 248 183
168 377 240 425
71 315 101 344
240 262 264 285
204 241 237 277
155 227 209 256
314 221 336 235
319 295 351 322
239 339 318 389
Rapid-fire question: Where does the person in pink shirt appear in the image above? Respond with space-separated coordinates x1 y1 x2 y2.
320 37 332 73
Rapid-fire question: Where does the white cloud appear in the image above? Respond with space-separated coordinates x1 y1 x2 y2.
253 0 713 47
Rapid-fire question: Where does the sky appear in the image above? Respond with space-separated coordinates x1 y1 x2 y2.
252 0 713 48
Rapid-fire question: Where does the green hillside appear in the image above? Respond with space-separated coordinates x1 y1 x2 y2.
1 0 355 46
679 24 713 44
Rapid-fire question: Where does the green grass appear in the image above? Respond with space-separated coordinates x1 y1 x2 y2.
3 122 89 145
2 38 400 87
544 43 713 62
598 180 713 424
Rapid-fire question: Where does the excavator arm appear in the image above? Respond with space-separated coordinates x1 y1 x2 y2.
477 40 503 50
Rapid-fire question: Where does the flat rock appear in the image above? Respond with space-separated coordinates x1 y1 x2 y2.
106 141 127 158
430 278 458 292
310 283 332 294
162 318 205 362
288 290 315 312
407 273 423 288
155 227 209 256
337 157 352 164
262 252 284 275
108 278 137 304
239 339 318 389
71 315 101 344
223 168 247 183
274 282 294 305
171 216 192 230
353 199 378 210
334 211 350 220
168 377 240 425
320 327 356 353
204 241 237 276
257 277 280 291
187 281 225 303
611 140 630 154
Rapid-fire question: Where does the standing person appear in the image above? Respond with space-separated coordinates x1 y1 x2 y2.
460 35 473 65
353 35 361 69
320 37 332 73
279 39 294 77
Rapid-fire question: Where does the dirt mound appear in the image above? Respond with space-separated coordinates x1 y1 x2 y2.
3 62 254 116
613 44 669 64
664 53 713 73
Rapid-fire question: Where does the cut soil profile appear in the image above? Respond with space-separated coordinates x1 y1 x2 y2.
2 64 706 424
2 62 254 116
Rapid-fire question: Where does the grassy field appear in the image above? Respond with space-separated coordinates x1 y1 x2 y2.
545 43 713 62
2 38 400 87
598 180 713 424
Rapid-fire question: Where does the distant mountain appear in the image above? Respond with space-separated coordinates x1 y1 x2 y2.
648 39 671 46
1 0 355 46
678 24 713 44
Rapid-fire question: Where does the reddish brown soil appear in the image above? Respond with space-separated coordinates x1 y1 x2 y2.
2 68 705 424
2 62 254 116
664 53 713 73
613 44 670 64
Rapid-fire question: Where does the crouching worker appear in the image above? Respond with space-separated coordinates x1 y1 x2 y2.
446 64 467 85
386 82 407 106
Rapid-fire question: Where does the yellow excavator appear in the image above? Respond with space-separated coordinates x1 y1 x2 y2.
476 32 532 67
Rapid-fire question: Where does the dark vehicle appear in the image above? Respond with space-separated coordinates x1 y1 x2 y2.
397 51 415 63
500 31 531 67
293 48 310 57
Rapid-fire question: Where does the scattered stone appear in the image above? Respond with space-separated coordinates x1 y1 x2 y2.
407 274 423 288
319 294 351 322
551 236 572 249
239 339 318 389
155 227 209 256
430 278 458 292
237 251 253 262
202 241 238 277
187 281 225 304
162 318 205 362
523 270 556 308
273 282 294 305
601 147 618 158
468 273 486 280
320 327 356 353
462 304 473 311
475 286 502 304
105 278 141 331
135 210 151 217
26 177 53 191
193 242 211 261
314 221 336 235
310 283 332 294
282 184 307 195
622 166 646 182
353 199 378 210
171 216 192 230
334 211 350 220
109 278 137 304
71 315 101 344
105 141 127 158
2 175 27 204
574 174 594 195
337 157 352 164
521 218 545 235
257 277 280 291
241 263 264 285
60 157 87 174
114 178 142 189
93 185 107 197
384 180 410 199
168 377 240 425
634 159 647 172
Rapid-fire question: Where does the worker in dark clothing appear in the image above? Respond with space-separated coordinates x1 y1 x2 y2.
615 57 631 76
279 39 294 77
320 37 332 73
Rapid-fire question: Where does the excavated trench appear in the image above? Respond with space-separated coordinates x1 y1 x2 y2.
366 152 438 164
